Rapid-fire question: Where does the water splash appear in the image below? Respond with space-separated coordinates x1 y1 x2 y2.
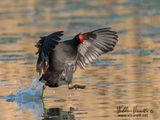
4 76 45 119
5 76 44 102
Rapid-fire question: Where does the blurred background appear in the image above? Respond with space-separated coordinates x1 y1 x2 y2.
0 0 160 120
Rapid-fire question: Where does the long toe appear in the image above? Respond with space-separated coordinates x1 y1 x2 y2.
68 84 86 89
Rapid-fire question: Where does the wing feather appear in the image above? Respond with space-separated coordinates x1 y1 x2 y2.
76 28 118 68
35 31 64 74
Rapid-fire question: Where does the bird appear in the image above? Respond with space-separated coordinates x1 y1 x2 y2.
35 28 118 89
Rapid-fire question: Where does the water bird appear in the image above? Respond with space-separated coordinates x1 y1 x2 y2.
35 28 118 89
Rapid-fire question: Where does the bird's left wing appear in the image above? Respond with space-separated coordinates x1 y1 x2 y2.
35 31 64 74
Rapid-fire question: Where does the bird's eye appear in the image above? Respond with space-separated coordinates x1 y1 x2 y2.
78 34 84 43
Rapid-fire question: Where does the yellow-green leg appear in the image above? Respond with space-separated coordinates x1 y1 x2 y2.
42 96 46 115
41 85 46 99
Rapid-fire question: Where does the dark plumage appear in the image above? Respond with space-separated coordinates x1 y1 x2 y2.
35 28 118 87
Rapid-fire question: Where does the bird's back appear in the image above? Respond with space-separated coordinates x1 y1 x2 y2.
43 40 78 87
49 40 78 71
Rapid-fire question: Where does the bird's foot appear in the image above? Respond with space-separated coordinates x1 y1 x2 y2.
68 84 86 89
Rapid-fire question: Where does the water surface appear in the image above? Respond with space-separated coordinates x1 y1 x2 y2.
0 0 160 120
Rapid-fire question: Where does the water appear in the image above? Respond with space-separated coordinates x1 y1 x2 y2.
0 0 160 120
5 77 44 100
2 77 44 119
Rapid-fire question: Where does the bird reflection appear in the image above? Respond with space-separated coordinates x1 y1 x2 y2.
42 107 75 120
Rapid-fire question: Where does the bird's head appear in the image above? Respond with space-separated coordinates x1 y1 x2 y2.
74 33 84 43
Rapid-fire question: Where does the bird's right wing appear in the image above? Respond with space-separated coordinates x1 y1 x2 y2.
35 31 64 75
76 28 118 68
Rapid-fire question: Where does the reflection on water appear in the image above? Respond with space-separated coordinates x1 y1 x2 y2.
0 0 160 120
43 107 75 120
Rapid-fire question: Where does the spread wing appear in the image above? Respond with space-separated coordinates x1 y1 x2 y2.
76 28 118 68
35 31 64 74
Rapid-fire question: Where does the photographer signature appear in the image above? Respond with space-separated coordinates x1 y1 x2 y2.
117 105 153 117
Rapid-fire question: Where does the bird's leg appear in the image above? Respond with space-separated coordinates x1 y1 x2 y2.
41 85 46 99
39 76 47 99
68 83 86 89
42 96 47 115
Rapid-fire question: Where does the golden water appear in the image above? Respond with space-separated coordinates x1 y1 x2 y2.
0 0 160 120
